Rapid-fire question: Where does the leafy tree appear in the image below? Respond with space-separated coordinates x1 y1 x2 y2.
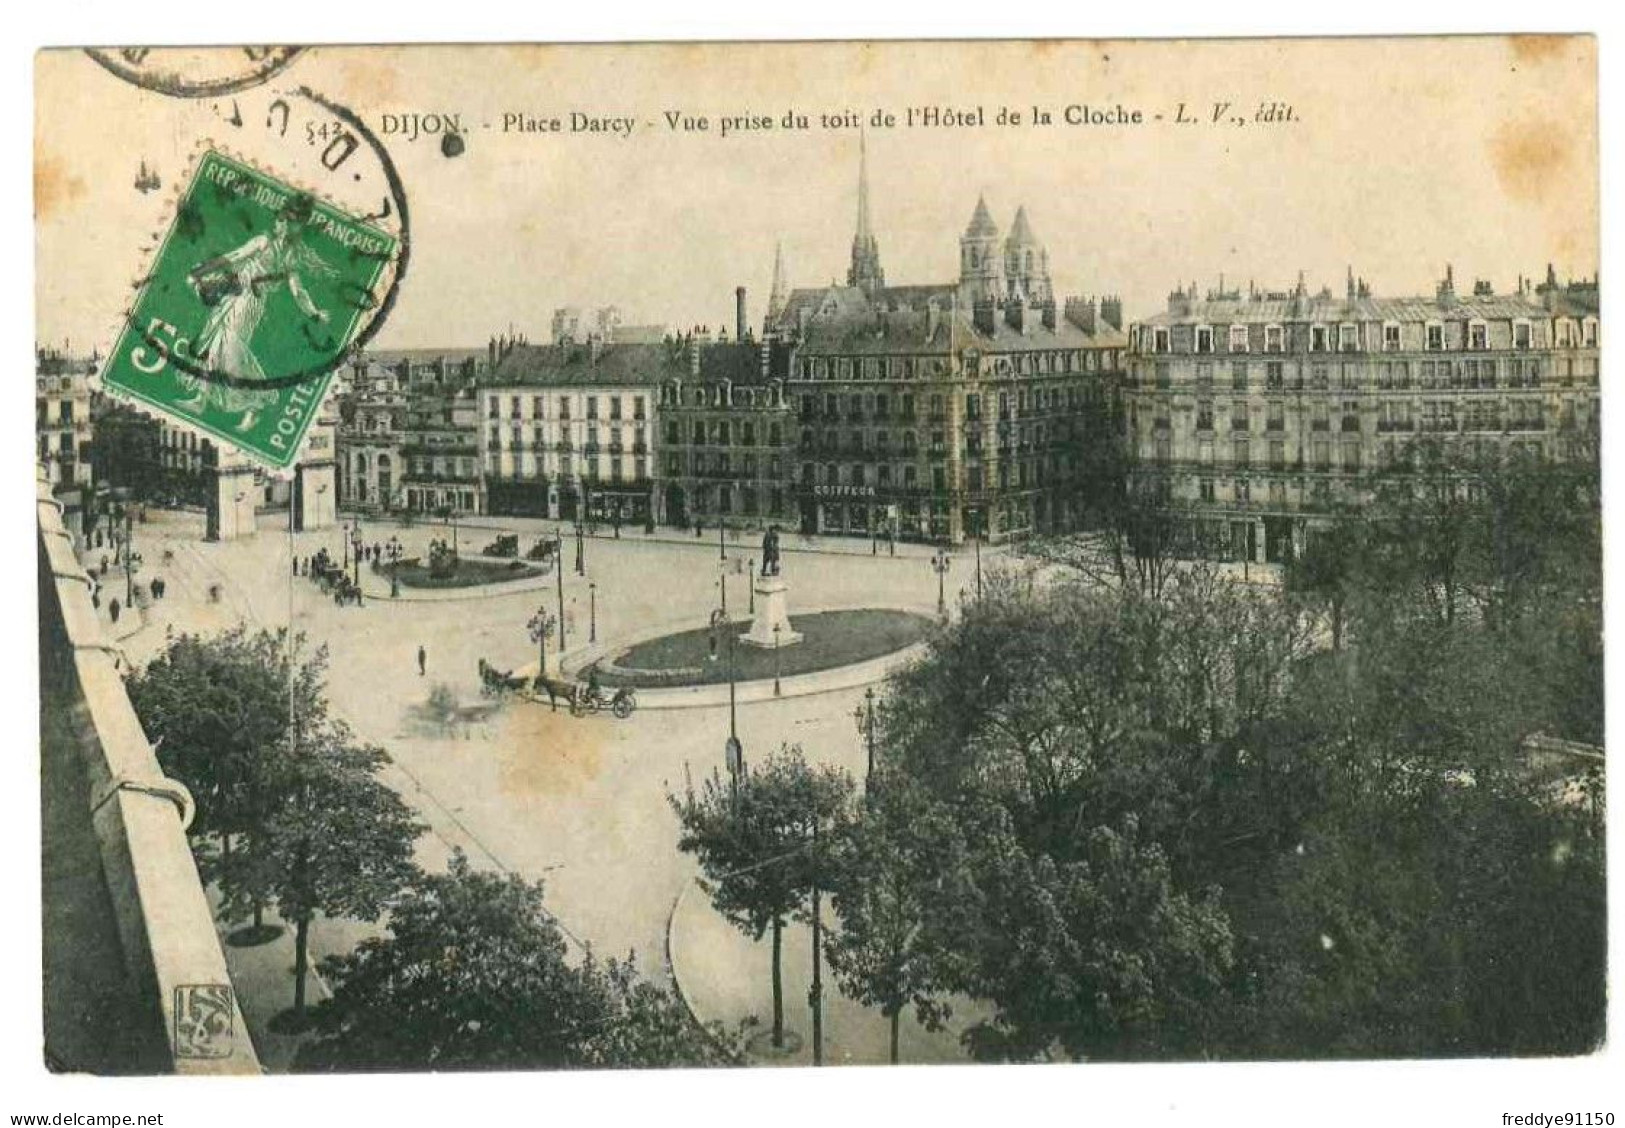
298 852 735 1070
958 812 1234 1062
257 716 423 1022
128 626 327 930
668 745 854 1050
825 773 972 1063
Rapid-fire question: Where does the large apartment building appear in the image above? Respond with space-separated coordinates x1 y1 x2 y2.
477 338 671 524
763 144 1125 545
1125 267 1601 564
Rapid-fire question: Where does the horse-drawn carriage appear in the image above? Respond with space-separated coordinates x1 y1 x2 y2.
481 533 520 558
477 659 637 718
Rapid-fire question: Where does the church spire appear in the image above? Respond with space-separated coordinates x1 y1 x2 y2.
847 132 885 294
767 241 789 326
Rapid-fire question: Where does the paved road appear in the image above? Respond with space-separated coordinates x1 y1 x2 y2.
108 508 991 1064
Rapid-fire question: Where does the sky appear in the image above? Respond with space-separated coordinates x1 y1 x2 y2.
35 36 1598 353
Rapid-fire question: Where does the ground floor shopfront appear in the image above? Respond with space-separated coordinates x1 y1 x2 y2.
486 476 657 526
793 484 1087 545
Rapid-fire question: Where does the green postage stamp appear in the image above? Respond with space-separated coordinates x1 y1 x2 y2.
100 149 397 469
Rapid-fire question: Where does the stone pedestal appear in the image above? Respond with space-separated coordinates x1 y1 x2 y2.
740 574 802 648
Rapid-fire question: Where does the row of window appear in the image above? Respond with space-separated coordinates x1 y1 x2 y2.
796 349 1117 382
1142 355 1595 392
1139 316 1598 355
663 419 784 447
483 392 649 422
1175 396 1552 435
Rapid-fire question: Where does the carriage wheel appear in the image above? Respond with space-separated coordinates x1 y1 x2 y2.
612 696 634 719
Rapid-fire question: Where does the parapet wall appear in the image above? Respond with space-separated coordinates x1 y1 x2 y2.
37 465 260 1074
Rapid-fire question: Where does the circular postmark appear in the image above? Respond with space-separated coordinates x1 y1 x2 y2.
125 85 411 395
100 84 411 467
86 46 306 99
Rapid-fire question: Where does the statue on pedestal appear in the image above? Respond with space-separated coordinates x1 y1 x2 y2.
760 525 781 577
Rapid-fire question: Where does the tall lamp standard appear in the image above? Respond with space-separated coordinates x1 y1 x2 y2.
588 582 597 644
718 516 727 561
969 507 983 600
554 533 568 655
527 606 555 678
574 516 585 576
748 559 756 614
350 520 365 605
930 548 952 620
854 685 878 784
714 607 744 803
385 535 403 598
772 622 783 696
122 508 141 606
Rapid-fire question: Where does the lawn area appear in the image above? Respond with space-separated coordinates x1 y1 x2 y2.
594 609 935 687
389 556 546 589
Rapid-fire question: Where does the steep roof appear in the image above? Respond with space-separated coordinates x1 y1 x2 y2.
486 342 688 388
964 194 999 238
1136 292 1582 327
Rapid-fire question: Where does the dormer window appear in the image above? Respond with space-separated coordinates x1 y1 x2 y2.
1310 325 1329 352
1513 320 1532 350
1468 321 1488 351
1338 324 1359 352
1195 326 1214 354
1383 322 1401 351
1583 318 1599 348
1153 327 1171 354
1265 324 1284 353
1555 319 1576 348
1229 325 1249 353
1425 322 1445 351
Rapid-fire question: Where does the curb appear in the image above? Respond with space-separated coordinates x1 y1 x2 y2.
664 876 743 1064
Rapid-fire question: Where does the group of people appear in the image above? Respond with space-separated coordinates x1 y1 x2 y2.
293 547 364 607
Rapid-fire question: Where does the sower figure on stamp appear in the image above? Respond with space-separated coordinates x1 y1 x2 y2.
179 193 333 431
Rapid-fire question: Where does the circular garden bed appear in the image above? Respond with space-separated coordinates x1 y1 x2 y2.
388 555 547 590
592 608 935 688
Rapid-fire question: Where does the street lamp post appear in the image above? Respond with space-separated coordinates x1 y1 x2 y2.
351 520 364 606
930 548 952 619
527 605 555 677
589 582 597 644
122 509 140 606
715 607 744 803
574 517 585 576
386 535 402 598
809 814 824 1067
718 517 726 561
970 508 983 599
555 534 568 655
748 559 755 614
772 622 782 696
854 685 877 783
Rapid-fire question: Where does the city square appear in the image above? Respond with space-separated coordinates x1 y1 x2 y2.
96 505 995 1067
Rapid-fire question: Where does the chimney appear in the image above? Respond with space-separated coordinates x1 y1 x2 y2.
1101 296 1123 331
1041 298 1057 331
973 297 997 336
689 334 702 377
1006 298 1028 333
736 286 748 345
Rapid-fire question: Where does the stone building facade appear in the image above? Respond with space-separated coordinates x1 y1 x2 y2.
657 333 794 532
1125 267 1601 564
477 339 671 524
36 348 96 491
763 146 1126 545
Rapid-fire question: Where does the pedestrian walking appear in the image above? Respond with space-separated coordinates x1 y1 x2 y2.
418 644 427 677
109 598 121 624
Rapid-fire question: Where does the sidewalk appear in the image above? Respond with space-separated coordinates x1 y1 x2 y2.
666 875 985 1067
341 509 991 564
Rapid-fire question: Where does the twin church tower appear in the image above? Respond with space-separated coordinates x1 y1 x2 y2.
766 135 1058 327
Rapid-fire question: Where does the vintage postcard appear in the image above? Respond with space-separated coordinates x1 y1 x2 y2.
35 37 1602 1080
